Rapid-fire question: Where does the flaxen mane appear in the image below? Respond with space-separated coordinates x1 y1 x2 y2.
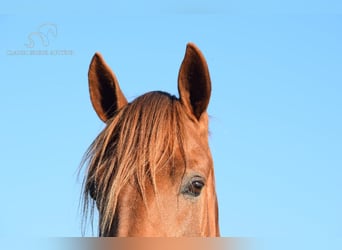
81 91 189 235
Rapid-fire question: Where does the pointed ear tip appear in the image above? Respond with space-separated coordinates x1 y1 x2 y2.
186 42 196 47
186 42 202 53
186 42 197 48
91 52 103 61
89 52 106 74
185 43 208 63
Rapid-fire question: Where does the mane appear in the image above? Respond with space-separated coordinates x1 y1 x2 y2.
81 91 188 235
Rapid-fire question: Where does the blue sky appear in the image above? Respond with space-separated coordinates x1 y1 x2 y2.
1 1 342 249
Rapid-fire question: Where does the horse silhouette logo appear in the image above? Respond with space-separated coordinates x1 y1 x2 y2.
25 23 58 48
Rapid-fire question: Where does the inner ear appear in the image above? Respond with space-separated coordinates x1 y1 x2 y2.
178 43 211 120
88 52 128 122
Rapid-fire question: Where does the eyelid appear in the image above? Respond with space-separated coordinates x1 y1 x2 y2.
191 175 206 183
190 175 206 187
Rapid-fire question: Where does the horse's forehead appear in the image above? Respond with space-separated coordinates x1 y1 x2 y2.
181 117 212 175
184 113 210 147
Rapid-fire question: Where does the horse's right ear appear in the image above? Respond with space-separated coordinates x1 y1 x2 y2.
178 43 211 121
88 52 128 122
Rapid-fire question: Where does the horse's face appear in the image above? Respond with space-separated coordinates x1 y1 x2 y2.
114 109 218 237
84 43 219 236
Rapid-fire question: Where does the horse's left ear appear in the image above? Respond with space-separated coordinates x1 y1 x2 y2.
88 52 128 122
178 43 211 121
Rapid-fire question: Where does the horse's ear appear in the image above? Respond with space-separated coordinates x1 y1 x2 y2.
88 52 128 122
178 43 211 121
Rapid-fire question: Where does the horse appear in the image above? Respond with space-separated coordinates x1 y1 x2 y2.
81 43 220 237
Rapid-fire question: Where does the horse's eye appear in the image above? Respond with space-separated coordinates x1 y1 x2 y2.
88 182 97 200
183 178 205 197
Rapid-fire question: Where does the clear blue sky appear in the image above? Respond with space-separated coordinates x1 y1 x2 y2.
1 1 341 249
